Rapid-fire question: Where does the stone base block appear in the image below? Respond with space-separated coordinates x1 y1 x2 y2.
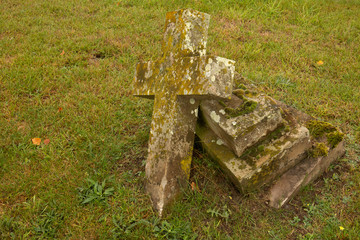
196 120 312 193
267 141 345 208
200 92 284 157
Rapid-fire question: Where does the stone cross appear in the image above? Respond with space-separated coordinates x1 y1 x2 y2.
133 9 235 215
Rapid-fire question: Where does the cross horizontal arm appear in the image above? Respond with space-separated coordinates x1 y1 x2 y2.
133 56 235 99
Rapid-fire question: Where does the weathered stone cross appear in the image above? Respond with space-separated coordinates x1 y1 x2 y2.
133 9 235 215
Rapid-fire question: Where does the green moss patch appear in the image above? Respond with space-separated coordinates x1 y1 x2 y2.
218 100 226 107
225 99 258 118
245 91 258 98
232 89 245 99
326 131 345 148
240 125 285 166
238 84 247 90
310 142 329 157
306 120 337 138
306 120 345 149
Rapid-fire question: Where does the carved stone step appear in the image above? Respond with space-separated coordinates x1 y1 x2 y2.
196 119 312 193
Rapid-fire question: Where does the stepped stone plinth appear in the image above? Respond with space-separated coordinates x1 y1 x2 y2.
196 74 345 205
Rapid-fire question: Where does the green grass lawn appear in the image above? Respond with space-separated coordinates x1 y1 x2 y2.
1 0 359 239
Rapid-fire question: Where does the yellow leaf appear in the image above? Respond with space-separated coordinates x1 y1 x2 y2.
32 138 41 145
317 60 324 66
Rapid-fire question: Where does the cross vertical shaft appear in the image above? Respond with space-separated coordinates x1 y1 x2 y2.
146 93 200 213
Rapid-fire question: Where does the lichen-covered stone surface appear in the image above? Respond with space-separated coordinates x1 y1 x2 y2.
200 91 284 157
132 9 235 215
196 75 345 204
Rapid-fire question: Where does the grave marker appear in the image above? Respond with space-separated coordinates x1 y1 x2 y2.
133 9 235 215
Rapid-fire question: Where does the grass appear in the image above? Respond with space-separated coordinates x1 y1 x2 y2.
0 0 359 238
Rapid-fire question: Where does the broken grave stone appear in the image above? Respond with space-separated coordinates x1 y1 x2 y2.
196 73 345 207
133 9 235 215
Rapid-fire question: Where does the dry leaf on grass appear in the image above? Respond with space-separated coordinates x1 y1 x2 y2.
32 138 41 145
191 182 200 192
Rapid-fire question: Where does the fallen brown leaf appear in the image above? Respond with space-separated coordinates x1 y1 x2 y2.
32 138 41 145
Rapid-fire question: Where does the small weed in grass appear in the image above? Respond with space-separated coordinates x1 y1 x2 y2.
110 214 197 240
303 203 317 216
290 216 301 226
111 213 152 239
342 195 352 204
153 220 197 240
207 205 232 223
299 233 316 240
77 176 115 205
0 216 20 239
32 202 64 238
273 75 296 89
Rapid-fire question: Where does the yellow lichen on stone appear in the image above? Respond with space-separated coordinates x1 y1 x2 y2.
180 151 193 179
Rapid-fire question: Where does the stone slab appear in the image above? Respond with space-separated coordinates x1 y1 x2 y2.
200 92 284 157
268 140 345 208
